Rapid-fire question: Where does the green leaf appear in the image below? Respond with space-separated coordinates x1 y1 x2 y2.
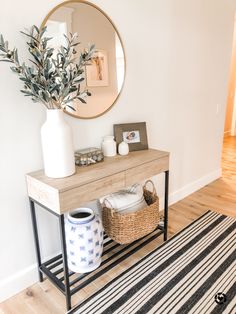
20 31 40 44
13 49 19 64
66 104 75 111
39 26 47 38
74 77 84 83
0 59 13 63
4 40 8 50
20 89 34 96
0 34 4 46
69 86 77 93
33 25 40 34
19 77 29 82
77 97 86 104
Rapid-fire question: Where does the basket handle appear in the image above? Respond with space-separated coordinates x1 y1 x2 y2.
144 180 157 196
102 199 115 217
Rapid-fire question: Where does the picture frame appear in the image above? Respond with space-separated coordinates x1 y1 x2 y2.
114 122 148 151
86 50 109 87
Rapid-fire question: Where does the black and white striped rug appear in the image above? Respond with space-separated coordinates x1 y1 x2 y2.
72 211 236 314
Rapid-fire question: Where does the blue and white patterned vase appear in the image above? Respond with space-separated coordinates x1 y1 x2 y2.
65 207 103 273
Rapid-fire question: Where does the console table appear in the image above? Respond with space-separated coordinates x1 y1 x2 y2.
26 148 169 311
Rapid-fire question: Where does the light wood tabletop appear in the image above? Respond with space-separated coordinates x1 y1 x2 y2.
26 149 169 214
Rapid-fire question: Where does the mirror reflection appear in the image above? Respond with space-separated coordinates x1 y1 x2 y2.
43 1 125 119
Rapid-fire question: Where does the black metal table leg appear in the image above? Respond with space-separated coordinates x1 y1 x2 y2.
164 170 169 241
29 199 43 282
59 214 72 311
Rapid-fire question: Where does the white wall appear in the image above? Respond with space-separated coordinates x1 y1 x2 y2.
0 0 235 302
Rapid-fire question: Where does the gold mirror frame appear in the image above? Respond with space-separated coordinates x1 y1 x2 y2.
41 0 126 119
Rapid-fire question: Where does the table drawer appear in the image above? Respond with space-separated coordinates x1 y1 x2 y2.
125 156 169 186
60 172 125 212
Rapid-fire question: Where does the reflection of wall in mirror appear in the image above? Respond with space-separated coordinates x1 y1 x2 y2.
115 34 125 93
47 7 74 50
70 3 118 117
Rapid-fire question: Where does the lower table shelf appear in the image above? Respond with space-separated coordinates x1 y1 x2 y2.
39 226 164 299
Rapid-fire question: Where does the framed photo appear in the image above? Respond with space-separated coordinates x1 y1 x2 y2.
114 122 148 151
86 50 109 87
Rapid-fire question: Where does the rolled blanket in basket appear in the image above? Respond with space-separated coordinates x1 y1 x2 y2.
100 183 147 214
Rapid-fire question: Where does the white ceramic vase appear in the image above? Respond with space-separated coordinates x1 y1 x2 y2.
65 208 104 273
41 109 75 178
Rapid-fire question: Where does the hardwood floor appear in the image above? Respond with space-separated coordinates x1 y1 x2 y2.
0 137 235 314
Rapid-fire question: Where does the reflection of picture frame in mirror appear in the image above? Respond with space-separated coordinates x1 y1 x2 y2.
86 50 109 87
114 122 149 151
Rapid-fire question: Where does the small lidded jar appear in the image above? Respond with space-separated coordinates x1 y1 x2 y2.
102 136 117 157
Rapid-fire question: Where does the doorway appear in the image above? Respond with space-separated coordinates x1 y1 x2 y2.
224 13 236 137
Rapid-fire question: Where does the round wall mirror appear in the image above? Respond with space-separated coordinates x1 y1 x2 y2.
42 0 125 119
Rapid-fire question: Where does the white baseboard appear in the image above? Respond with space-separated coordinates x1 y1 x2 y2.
159 168 222 210
0 252 59 303
168 168 222 206
0 169 222 303
0 263 38 303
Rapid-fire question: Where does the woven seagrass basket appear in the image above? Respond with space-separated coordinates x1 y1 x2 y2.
102 180 159 244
